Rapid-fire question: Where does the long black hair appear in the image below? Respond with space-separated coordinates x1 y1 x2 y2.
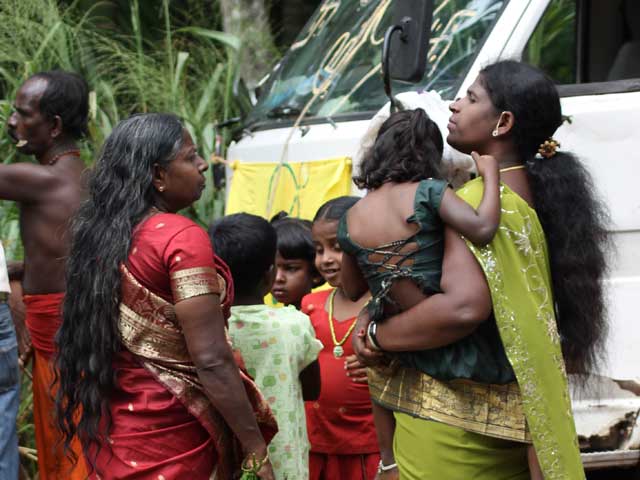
353 108 444 190
55 113 185 459
481 60 610 374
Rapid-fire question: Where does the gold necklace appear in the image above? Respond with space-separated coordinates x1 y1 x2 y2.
499 165 526 173
327 288 358 358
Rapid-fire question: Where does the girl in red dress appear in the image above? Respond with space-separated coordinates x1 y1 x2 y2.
302 197 380 480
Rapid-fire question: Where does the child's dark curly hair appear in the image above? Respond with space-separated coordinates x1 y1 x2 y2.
353 108 444 190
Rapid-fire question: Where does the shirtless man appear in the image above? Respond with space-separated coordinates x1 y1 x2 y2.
4 70 88 479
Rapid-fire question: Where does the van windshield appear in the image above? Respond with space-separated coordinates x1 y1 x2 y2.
246 0 506 128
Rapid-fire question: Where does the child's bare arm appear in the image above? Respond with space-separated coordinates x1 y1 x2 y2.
341 251 369 301
438 151 500 245
299 360 321 401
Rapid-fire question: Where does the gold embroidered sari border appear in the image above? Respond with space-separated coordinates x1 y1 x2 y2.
170 266 221 302
368 367 531 444
119 303 191 363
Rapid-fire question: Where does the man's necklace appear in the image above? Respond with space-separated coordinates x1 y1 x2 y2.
327 288 359 358
48 148 81 165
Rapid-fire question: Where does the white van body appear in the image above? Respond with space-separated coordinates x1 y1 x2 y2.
226 0 640 468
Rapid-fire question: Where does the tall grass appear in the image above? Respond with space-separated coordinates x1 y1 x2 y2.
88 0 244 224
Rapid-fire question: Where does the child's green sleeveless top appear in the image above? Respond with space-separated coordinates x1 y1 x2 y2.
337 179 515 384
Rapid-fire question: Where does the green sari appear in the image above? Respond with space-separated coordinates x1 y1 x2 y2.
370 177 584 479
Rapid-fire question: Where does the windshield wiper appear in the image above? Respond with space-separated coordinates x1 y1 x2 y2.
267 106 303 119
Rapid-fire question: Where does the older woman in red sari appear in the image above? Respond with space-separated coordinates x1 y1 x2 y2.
55 113 276 479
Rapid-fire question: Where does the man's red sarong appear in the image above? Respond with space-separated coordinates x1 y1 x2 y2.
24 293 88 480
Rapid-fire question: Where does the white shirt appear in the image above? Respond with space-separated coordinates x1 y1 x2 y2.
0 241 11 293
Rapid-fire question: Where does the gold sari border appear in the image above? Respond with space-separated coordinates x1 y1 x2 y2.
368 365 531 444
118 263 276 479
170 266 221 303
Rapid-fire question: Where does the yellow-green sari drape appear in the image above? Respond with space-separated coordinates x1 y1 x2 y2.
460 178 583 479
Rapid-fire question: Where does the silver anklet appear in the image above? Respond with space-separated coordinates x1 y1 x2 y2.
377 460 398 472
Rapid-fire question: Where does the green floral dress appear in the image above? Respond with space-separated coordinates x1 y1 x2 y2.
228 305 323 480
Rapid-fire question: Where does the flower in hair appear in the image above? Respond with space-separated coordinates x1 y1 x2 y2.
538 139 560 158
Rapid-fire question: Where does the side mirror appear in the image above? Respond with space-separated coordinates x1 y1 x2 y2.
382 0 434 110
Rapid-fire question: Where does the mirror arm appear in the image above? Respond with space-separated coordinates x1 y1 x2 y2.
382 17 411 113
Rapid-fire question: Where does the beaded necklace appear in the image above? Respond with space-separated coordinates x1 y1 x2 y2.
48 148 81 165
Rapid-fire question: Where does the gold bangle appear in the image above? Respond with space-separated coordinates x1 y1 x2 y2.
241 451 269 474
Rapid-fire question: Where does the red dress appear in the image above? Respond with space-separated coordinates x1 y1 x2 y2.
302 289 379 480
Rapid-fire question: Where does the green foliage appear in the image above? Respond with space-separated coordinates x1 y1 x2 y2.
0 0 247 259
17 369 36 477
523 0 576 84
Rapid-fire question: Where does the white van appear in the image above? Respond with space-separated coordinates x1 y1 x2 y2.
226 0 640 470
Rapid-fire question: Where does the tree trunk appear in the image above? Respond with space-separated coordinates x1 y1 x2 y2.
218 0 278 87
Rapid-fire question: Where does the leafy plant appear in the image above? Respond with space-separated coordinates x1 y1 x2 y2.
523 0 576 84
88 0 244 224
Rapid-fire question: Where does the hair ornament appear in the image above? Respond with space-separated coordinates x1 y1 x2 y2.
537 138 560 158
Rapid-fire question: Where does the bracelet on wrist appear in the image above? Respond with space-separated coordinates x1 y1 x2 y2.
367 321 383 351
241 450 269 474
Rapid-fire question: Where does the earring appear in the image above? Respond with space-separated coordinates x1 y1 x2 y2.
492 111 506 138
158 186 165 192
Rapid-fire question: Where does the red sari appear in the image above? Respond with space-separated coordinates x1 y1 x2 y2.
90 213 276 479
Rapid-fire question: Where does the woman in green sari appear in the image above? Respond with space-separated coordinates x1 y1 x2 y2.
352 60 610 479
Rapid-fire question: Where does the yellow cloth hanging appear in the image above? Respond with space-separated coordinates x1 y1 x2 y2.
225 157 353 219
